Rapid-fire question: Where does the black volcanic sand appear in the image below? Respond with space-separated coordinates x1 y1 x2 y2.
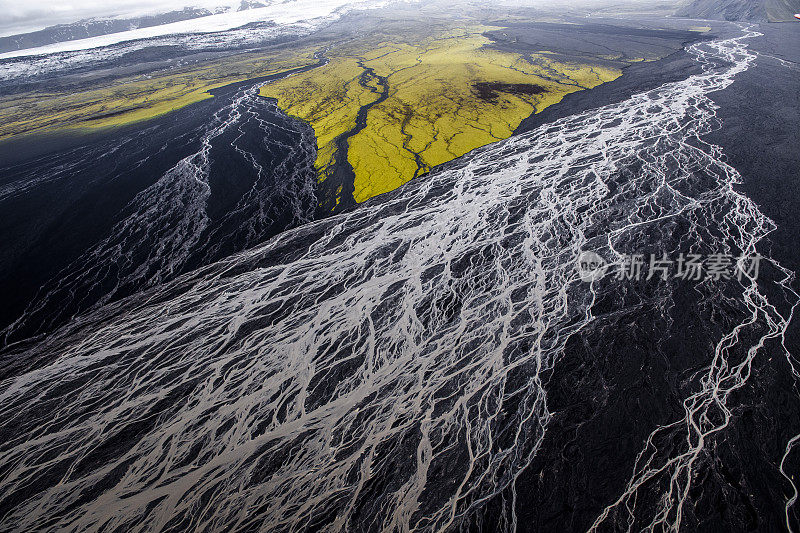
706 23 800 276
0 61 326 342
485 20 705 64
704 24 800 528
509 18 713 133
481 21 800 532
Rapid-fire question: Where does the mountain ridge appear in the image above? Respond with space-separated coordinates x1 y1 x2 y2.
677 0 800 22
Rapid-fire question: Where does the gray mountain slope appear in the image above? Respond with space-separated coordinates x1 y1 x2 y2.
677 0 800 22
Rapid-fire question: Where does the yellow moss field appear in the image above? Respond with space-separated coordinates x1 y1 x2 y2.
261 56 384 181
0 51 319 139
261 25 623 203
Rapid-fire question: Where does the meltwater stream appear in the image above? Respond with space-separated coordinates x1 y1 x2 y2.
0 27 797 531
